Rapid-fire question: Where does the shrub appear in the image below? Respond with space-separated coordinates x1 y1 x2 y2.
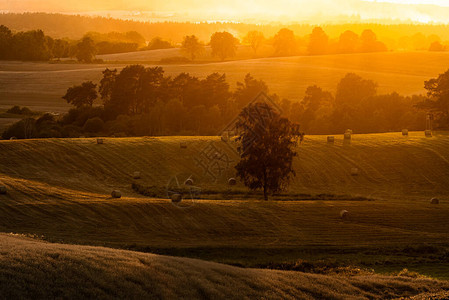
2 118 37 139
20 107 33 115
83 117 104 133
6 106 22 114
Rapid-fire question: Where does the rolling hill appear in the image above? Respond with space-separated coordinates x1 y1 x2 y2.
1 233 448 299
2 51 449 113
0 133 448 254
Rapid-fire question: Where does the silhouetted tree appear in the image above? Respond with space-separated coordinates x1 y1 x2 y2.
76 36 96 63
273 28 296 56
300 85 334 130
63 81 98 108
416 69 449 127
202 73 231 109
244 31 265 55
210 31 238 61
360 30 387 53
308 27 329 55
99 68 117 104
336 73 377 106
181 35 204 61
235 102 303 200
234 74 269 108
52 39 69 60
146 37 173 50
337 30 358 53
0 25 13 59
429 41 445 52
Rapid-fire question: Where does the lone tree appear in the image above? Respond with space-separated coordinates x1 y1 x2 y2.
63 81 98 108
210 31 238 61
181 35 204 61
235 100 303 200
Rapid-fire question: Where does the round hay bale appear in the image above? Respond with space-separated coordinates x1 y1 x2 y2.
431 198 439 205
228 178 237 186
221 132 229 143
133 171 141 179
350 168 359 176
111 190 121 198
425 130 432 137
402 129 409 136
0 186 7 195
97 138 104 144
180 142 187 149
327 136 335 143
184 178 194 186
344 133 351 140
171 193 182 203
340 210 349 219
9 137 17 140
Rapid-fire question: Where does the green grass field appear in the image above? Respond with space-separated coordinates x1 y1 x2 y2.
2 51 449 113
1 133 449 283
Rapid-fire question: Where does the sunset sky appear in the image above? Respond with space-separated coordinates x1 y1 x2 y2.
1 0 449 23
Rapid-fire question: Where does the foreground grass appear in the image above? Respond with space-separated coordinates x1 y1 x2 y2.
1 233 448 299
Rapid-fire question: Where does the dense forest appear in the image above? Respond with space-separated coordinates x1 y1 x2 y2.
3 66 443 140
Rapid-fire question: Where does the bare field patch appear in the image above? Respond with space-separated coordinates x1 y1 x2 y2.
2 51 449 112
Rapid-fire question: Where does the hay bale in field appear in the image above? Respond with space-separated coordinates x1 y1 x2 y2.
171 193 182 203
133 171 141 179
344 133 351 140
9 137 17 140
0 186 7 195
340 210 349 219
425 130 432 137
184 178 194 186
97 138 104 144
111 190 121 198
402 129 409 136
431 198 439 205
221 132 229 142
327 136 335 143
180 142 187 149
228 178 237 186
350 168 359 176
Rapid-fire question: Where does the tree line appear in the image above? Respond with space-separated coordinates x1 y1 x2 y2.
0 25 147 61
3 65 448 140
2 13 449 50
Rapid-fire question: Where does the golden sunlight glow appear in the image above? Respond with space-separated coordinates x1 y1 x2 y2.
1 0 449 23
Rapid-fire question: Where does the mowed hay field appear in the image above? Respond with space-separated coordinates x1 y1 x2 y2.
1 234 449 300
0 132 448 253
2 51 449 112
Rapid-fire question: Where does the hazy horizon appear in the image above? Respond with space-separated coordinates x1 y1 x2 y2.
2 0 449 24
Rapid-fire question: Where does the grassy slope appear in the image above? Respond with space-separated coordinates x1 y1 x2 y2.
0 133 448 252
2 51 449 112
1 233 447 299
